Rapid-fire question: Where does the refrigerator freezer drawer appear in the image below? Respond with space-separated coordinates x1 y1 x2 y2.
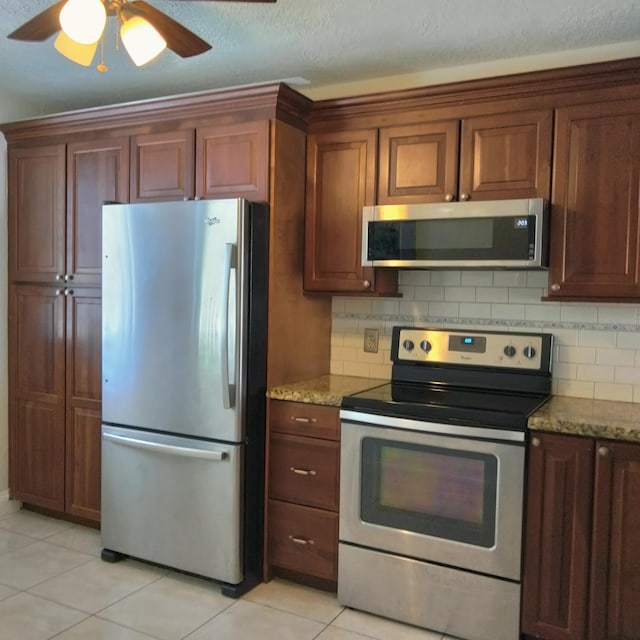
101 425 243 585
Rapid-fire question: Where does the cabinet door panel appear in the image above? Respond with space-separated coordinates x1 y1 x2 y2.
378 121 459 204
305 129 393 293
460 110 552 200
67 138 129 286
130 130 195 201
9 145 66 283
65 406 101 521
9 285 65 510
549 101 640 299
589 441 640 640
196 121 268 200
522 433 594 640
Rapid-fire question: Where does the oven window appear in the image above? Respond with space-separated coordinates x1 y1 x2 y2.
360 438 497 547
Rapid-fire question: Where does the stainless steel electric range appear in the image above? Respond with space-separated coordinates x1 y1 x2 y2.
338 326 553 640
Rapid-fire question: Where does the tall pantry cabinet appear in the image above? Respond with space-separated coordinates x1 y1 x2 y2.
3 83 331 524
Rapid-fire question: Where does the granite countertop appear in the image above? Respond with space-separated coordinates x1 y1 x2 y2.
267 374 385 407
529 395 640 443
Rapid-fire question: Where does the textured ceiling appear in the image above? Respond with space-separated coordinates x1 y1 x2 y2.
1 0 639 118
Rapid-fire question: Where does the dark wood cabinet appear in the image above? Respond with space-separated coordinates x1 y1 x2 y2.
522 432 640 640
130 129 195 202
304 129 397 295
8 145 66 284
265 400 341 588
130 120 269 203
548 100 640 300
378 109 552 204
8 138 125 523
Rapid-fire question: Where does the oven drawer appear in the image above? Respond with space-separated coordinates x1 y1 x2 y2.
269 433 339 510
267 499 338 581
269 400 340 440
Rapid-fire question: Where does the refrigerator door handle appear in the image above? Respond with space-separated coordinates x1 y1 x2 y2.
103 432 229 461
221 242 237 410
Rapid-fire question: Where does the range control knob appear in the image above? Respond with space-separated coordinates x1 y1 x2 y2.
420 340 432 353
503 345 516 357
403 339 415 352
523 346 537 359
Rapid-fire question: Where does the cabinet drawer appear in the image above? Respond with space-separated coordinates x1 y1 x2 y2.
269 433 339 510
268 499 338 581
269 400 339 440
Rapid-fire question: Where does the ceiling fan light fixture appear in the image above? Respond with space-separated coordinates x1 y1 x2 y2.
54 30 98 66
59 0 107 45
120 16 167 66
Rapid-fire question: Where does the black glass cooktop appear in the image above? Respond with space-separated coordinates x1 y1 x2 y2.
341 381 550 431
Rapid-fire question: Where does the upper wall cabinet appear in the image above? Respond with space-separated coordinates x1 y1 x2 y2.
304 129 397 295
130 121 269 203
548 99 640 301
377 109 553 204
9 139 129 286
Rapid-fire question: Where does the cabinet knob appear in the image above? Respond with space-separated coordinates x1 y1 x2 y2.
531 436 541 447
444 193 455 202
290 467 317 476
289 535 314 545
459 192 470 201
550 283 561 291
363 280 371 289
598 446 610 457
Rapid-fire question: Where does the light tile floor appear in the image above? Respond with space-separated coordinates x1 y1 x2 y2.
0 509 459 640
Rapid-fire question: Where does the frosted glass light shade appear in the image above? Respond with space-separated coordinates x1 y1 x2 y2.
54 30 98 66
59 0 106 45
121 16 167 66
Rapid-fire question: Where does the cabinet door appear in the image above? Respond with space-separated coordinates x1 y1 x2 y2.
522 433 594 640
196 121 268 201
305 129 396 294
8 145 66 284
549 101 640 299
130 130 195 201
65 288 102 522
67 138 130 286
589 440 640 640
377 120 459 204
459 110 552 201
9 285 66 511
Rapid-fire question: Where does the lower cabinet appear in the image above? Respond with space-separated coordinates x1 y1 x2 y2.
265 400 340 589
522 432 640 640
9 284 102 523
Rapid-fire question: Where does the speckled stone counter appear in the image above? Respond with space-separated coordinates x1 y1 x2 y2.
529 395 640 443
267 374 385 407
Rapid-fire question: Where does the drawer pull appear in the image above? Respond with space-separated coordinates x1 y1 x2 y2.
289 535 314 545
290 416 317 423
290 467 317 476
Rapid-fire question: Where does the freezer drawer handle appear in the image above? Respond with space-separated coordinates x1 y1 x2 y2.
103 432 229 461
221 242 237 410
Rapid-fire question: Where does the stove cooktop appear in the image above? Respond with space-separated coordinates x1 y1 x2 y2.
341 381 550 431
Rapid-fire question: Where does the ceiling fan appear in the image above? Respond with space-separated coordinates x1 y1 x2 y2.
8 0 277 70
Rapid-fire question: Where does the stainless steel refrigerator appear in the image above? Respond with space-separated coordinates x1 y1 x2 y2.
100 198 268 597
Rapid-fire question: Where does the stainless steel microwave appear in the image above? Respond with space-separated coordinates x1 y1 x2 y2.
362 198 549 269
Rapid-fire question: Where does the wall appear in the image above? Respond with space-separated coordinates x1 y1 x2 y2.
331 270 640 403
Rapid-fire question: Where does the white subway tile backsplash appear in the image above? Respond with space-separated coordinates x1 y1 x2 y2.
461 271 494 286
331 269 640 403
490 303 525 320
476 287 509 303
595 383 634 402
445 287 476 302
576 364 614 383
596 348 635 367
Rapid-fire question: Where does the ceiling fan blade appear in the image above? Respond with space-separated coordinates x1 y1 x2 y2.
125 0 212 58
8 1 66 41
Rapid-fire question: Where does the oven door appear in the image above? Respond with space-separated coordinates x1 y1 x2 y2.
339 411 525 581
